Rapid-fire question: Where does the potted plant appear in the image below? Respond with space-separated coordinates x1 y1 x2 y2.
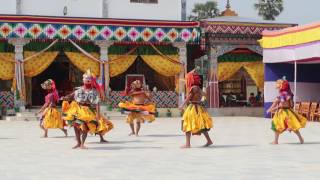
1 104 8 115
166 109 172 117
107 104 113 111
155 109 159 117
14 106 19 113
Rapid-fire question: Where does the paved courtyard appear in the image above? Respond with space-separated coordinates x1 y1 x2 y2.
1 117 320 180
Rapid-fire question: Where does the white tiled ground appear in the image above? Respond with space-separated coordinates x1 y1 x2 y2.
0 117 320 180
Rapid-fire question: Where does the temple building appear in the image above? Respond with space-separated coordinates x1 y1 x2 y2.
197 0 296 110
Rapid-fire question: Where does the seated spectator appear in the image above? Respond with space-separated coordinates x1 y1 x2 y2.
255 91 263 106
237 93 245 100
226 93 236 107
256 91 262 102
248 93 256 106
219 93 226 107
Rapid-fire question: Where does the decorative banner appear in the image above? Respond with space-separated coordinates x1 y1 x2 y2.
202 21 294 35
0 15 200 43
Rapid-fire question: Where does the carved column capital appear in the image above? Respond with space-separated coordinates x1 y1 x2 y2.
8 38 30 61
94 40 114 61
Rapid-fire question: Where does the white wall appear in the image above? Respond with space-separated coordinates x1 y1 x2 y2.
107 0 181 20
264 82 320 102
20 0 103 17
0 0 181 20
0 0 17 14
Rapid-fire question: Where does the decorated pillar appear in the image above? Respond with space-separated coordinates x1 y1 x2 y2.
208 44 239 108
208 46 219 108
8 38 30 109
94 40 114 97
173 42 187 106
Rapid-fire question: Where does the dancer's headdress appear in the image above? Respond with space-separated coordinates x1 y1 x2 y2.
41 79 59 102
83 69 95 80
41 79 54 90
186 69 201 93
276 76 293 96
83 69 105 99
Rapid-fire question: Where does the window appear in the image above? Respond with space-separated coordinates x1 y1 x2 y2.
130 0 158 4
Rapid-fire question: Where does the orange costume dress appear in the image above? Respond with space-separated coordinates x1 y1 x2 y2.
119 90 156 123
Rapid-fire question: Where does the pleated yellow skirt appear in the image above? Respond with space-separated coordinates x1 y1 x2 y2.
272 108 307 133
119 101 155 123
42 107 65 129
182 104 213 134
62 101 113 134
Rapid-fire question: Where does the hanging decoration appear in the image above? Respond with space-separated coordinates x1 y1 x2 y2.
0 15 200 43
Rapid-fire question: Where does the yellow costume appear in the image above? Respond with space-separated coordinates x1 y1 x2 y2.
40 79 65 130
119 101 156 123
182 70 213 134
62 100 113 135
182 104 213 134
42 107 65 129
271 77 307 133
272 108 307 133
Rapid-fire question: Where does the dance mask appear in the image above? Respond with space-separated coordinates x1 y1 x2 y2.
276 76 293 102
41 79 55 90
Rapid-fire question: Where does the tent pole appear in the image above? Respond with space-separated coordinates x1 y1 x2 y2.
294 61 297 107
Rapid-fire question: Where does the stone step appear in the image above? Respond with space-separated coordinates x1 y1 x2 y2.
6 116 39 122
16 112 38 117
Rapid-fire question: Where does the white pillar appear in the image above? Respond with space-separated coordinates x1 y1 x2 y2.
294 61 297 107
8 38 30 109
94 40 114 97
173 42 187 106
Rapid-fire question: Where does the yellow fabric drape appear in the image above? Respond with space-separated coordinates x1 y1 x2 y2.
109 55 137 77
218 62 264 90
24 51 59 77
0 53 15 80
218 62 243 82
65 52 100 75
242 62 264 90
140 55 181 77
65 52 138 77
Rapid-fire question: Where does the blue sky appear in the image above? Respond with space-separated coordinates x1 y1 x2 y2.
187 0 320 25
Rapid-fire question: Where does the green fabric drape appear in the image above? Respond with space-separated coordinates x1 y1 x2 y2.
0 42 14 52
23 42 179 55
218 53 262 62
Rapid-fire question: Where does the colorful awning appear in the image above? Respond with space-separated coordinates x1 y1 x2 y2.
0 15 200 43
260 22 320 63
259 22 320 49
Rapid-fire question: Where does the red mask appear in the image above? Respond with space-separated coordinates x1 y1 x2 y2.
84 83 92 89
